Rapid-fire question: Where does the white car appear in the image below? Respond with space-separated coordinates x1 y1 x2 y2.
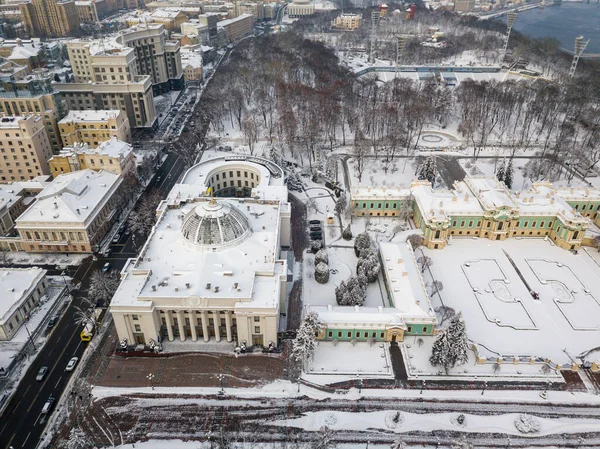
65 357 79 372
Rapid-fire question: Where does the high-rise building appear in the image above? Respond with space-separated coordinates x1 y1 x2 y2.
117 24 184 94
0 61 67 152
58 109 131 148
20 0 80 38
56 40 157 129
0 115 53 183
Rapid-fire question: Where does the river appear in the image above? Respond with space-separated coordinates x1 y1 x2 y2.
501 2 600 55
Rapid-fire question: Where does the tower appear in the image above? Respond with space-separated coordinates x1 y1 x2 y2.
569 36 590 77
502 11 518 62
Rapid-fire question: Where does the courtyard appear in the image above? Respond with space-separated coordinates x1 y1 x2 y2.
420 238 600 366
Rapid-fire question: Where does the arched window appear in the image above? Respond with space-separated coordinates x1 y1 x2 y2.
77 232 84 241
34 231 40 239
25 231 31 240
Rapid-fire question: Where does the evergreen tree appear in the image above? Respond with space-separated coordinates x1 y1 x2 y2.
429 313 469 373
292 312 322 366
357 251 381 283
335 275 367 306
315 249 329 265
417 156 437 184
504 159 514 189
353 231 372 257
496 158 506 183
342 224 353 240
315 262 330 284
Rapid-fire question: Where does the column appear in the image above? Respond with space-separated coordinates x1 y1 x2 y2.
201 311 209 342
225 311 233 343
213 310 221 342
166 311 174 341
177 311 186 341
190 310 198 342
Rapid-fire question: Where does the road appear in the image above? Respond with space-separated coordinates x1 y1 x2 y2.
0 152 187 449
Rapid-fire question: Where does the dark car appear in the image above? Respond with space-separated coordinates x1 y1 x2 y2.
310 232 322 240
309 220 321 225
47 317 57 328
309 226 321 232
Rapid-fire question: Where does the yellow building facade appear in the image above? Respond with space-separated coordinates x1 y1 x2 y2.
58 109 131 148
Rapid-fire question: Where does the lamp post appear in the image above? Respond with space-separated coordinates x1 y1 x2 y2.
23 314 35 352
481 380 487 395
61 270 70 293
420 380 426 395
147 373 155 390
356 374 362 393
217 373 224 394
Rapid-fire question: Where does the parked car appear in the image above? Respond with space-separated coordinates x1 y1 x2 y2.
309 220 321 225
103 248 112 257
102 263 111 272
112 234 120 244
41 397 55 414
65 357 79 372
156 176 162 183
309 226 321 232
36 366 48 381
310 232 322 240
47 317 57 328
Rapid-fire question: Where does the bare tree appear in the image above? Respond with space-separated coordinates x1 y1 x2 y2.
88 270 120 307
128 190 162 237
407 234 423 249
417 255 433 273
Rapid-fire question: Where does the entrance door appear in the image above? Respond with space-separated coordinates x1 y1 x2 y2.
135 334 145 345
252 335 263 346
391 335 397 343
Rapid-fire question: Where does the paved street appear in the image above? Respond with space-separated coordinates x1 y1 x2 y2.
0 151 187 449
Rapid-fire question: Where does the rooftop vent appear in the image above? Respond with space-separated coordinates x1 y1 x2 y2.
76 208 80 214
206 282 211 289
185 282 191 289
54 202 58 209
152 285 156 291
214 286 219 293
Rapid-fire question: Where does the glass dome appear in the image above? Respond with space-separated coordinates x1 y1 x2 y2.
181 200 252 248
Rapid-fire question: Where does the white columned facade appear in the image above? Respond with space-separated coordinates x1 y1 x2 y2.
177 311 186 341
201 310 209 342
213 310 221 342
225 311 232 342
190 310 198 341
166 310 174 341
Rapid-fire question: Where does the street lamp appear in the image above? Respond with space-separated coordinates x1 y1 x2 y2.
482 380 487 395
217 373 224 394
356 374 363 393
147 373 155 390
61 270 70 293
23 314 35 352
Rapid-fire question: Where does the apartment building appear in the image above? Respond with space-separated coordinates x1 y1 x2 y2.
0 268 48 341
117 24 184 94
0 61 65 152
20 0 80 37
75 0 110 23
180 49 202 83
56 41 156 129
149 8 188 31
217 13 254 44
58 109 131 148
15 168 123 253
49 137 135 176
0 115 52 183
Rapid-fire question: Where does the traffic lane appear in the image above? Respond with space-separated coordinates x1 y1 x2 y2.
0 311 87 449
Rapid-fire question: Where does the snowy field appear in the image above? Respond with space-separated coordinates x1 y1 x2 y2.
307 341 393 377
421 238 600 365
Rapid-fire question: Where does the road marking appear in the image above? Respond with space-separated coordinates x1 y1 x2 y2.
23 384 31 396
0 420 8 434
23 431 32 445
34 412 42 426
54 375 63 388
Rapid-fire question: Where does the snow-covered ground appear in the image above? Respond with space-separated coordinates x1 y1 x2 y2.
421 238 600 365
269 409 600 437
307 341 393 377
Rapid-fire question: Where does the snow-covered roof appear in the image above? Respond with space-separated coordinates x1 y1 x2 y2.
352 186 411 201
0 268 46 325
0 116 28 129
554 186 600 203
180 50 202 68
151 7 186 18
217 13 253 27
16 169 121 227
411 180 483 223
0 186 22 212
465 177 516 211
379 241 437 323
59 110 122 123
307 305 408 329
56 138 132 160
514 183 586 223
8 45 41 60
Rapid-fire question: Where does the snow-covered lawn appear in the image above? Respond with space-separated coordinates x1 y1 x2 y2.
347 156 436 190
421 238 600 365
2 251 87 267
270 409 600 437
401 335 563 383
307 341 393 377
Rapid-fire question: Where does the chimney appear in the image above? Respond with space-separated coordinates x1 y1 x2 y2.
206 282 211 289
234 282 238 289
214 286 220 293
152 285 156 291
54 202 58 209
185 282 191 289
76 208 80 215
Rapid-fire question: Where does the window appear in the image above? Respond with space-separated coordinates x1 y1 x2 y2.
254 326 260 334
356 332 361 338
254 316 260 322
328 331 332 338
347 331 351 338
338 331 342 338
423 326 428 333
380 332 384 338
407 326 413 333
134 324 141 332
132 314 138 320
